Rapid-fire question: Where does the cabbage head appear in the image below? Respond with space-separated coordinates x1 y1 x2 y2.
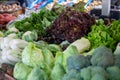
22 42 44 67
27 67 47 80
13 62 32 80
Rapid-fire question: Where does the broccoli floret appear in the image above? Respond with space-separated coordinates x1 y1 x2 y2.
80 66 108 80
91 46 114 68
62 69 82 80
114 54 120 68
106 66 120 80
67 54 90 71
91 74 106 80
91 66 108 79
80 66 92 80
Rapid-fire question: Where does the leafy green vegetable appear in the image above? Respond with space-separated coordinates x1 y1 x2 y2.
13 63 32 80
87 22 115 49
22 42 44 67
46 10 95 44
50 63 65 80
34 40 48 49
15 8 57 36
47 44 62 54
109 21 120 42
22 31 38 42
87 20 120 50
54 52 63 65
27 67 47 80
41 63 52 77
42 48 54 68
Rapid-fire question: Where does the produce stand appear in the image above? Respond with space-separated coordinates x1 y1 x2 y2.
0 0 120 80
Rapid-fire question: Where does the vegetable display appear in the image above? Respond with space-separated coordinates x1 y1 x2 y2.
10 36 120 80
0 2 120 80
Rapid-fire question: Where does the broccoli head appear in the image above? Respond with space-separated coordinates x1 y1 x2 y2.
91 66 108 79
80 66 92 80
66 54 90 71
91 46 114 68
62 69 82 80
91 73 106 80
80 66 108 80
106 66 120 80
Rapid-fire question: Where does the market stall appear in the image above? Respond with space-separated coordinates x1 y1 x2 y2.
0 0 120 80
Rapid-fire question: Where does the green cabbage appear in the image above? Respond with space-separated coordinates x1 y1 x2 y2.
13 63 32 80
50 63 65 80
47 44 62 53
27 67 47 80
42 48 54 68
22 42 44 67
55 51 63 65
22 31 38 42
